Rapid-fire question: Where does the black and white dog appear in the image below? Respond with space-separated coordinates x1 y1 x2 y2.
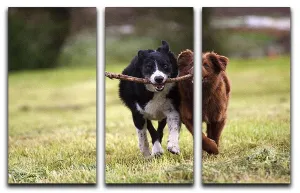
119 40 181 157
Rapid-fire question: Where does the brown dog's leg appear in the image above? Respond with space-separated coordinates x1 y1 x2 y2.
185 120 218 154
202 132 219 154
180 104 194 135
207 123 213 139
209 120 226 146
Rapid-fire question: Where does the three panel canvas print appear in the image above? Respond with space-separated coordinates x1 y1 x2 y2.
8 7 290 185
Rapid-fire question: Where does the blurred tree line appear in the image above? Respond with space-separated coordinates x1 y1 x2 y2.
202 8 224 55
202 7 290 58
8 7 96 72
105 7 193 64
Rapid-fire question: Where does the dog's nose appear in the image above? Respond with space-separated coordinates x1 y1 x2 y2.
154 76 164 84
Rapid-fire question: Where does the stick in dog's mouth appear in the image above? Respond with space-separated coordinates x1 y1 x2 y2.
105 71 193 84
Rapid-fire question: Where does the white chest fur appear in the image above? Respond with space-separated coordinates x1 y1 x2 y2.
136 85 175 121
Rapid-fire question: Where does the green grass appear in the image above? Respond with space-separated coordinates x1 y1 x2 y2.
8 67 96 183
105 64 193 184
202 56 290 183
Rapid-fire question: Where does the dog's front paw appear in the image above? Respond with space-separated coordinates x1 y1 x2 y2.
167 141 180 154
152 141 164 157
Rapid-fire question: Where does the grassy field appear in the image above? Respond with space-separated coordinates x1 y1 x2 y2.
105 64 194 184
202 56 290 183
8 67 96 183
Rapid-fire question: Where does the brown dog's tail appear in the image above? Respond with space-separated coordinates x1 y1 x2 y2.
177 49 194 74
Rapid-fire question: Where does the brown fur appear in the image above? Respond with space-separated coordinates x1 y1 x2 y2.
202 52 230 153
177 50 219 154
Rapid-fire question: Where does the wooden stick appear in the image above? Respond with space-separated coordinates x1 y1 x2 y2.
105 71 193 84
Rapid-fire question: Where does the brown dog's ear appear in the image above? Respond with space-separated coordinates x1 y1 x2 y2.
177 49 193 70
218 55 229 70
208 52 228 73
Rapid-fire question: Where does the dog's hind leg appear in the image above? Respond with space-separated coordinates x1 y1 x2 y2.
202 132 219 154
146 120 158 144
166 110 181 154
157 119 166 143
207 123 213 139
133 112 151 157
147 120 164 156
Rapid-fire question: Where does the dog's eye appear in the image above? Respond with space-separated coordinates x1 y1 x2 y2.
203 63 209 68
163 64 168 69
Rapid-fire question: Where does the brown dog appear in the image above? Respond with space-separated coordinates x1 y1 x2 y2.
177 50 219 154
202 52 230 153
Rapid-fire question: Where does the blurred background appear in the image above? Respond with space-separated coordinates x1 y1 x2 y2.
8 8 97 183
105 7 193 65
8 7 96 71
202 7 290 58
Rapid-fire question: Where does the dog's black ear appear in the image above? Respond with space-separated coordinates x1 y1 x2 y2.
168 52 178 78
157 40 170 53
138 50 148 59
161 40 170 52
